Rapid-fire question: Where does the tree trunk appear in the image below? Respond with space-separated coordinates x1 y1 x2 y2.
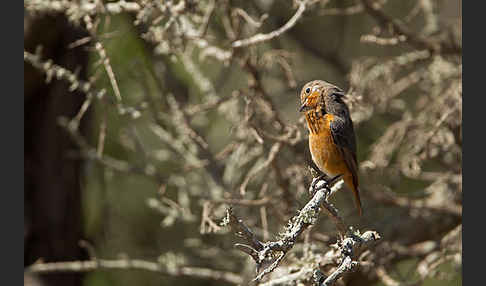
24 14 90 286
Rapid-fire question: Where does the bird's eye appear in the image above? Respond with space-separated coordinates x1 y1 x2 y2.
305 87 311 94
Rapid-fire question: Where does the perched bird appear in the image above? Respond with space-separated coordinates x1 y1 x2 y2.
299 80 362 215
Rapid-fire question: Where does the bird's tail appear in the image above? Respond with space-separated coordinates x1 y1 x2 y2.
353 186 362 216
345 175 362 216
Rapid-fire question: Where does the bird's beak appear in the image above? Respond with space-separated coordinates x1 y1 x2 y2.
299 102 310 112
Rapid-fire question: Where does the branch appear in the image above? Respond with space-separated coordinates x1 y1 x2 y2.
369 187 462 217
361 0 461 54
26 259 243 285
231 0 309 48
314 231 381 286
225 176 379 282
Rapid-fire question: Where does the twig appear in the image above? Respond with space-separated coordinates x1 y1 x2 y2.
370 188 462 216
24 50 96 97
244 60 286 130
212 196 271 207
314 231 381 286
225 177 364 281
94 40 122 103
260 268 313 286
96 111 107 158
319 4 364 15
26 259 243 285
231 0 309 48
361 34 407 46
360 0 460 54
197 0 215 37
240 142 282 195
375 266 405 286
200 201 223 234
232 8 267 28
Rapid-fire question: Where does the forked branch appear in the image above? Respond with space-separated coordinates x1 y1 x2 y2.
225 177 380 283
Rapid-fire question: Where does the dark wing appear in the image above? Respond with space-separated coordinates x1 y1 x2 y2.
330 116 362 215
330 117 357 168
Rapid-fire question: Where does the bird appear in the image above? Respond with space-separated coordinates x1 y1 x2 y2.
299 80 362 216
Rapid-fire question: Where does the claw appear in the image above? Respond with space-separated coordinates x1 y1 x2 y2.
310 174 327 196
328 174 343 186
309 174 343 197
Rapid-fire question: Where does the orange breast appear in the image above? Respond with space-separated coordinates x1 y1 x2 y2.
306 113 349 177
305 112 362 215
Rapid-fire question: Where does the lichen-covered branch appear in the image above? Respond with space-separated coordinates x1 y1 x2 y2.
314 231 381 286
225 176 381 284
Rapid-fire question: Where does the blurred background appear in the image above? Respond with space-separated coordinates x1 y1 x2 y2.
24 0 462 285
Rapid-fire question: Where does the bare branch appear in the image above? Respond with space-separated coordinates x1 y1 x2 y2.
231 0 309 48
26 259 243 285
361 0 461 54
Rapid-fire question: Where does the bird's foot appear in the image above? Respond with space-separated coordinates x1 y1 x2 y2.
310 174 326 196
309 174 343 197
328 174 343 185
